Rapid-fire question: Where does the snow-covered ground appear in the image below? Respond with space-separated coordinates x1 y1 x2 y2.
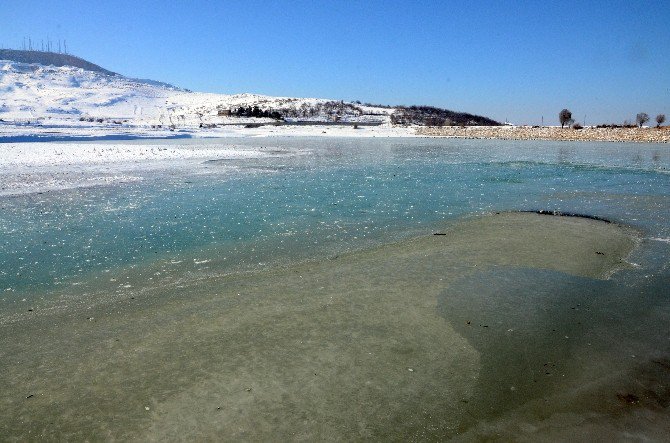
0 120 416 141
0 58 421 195
0 141 308 196
0 60 411 139
0 142 278 168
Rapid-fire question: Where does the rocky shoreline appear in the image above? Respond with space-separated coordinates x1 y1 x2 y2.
417 126 670 143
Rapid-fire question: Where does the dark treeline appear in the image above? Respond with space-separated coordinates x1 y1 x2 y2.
232 101 370 120
391 105 500 126
277 101 366 119
232 106 282 120
231 101 500 126
595 124 638 129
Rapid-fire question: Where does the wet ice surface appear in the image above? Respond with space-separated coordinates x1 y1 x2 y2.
1 138 668 299
0 137 669 439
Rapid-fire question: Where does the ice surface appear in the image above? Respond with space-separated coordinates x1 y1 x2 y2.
1 137 669 440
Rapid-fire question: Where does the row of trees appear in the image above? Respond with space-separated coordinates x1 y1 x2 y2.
275 101 364 119
634 112 665 128
231 106 282 120
391 105 500 126
560 109 666 128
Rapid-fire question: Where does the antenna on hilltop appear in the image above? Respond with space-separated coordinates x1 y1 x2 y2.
64 40 67 54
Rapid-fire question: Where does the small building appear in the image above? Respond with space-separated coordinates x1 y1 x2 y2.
218 109 232 116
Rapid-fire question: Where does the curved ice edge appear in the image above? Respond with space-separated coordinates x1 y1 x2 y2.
491 210 640 280
515 210 613 223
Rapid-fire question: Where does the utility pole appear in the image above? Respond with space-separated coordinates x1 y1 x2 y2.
64 40 67 54
58 40 61 53
541 116 544 127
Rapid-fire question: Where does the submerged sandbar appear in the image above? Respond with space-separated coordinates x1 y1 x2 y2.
0 212 649 440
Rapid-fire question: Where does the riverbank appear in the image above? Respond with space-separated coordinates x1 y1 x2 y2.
417 125 670 143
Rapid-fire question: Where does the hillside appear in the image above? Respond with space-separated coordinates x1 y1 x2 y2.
0 49 116 75
0 51 500 131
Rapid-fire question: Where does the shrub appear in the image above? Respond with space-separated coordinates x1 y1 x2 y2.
596 123 635 129
572 122 583 130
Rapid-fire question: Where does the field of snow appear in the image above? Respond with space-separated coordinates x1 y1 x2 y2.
0 142 276 168
0 60 398 136
0 120 416 141
0 140 305 196
0 57 415 196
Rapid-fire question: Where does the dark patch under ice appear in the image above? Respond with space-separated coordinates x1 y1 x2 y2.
517 209 613 223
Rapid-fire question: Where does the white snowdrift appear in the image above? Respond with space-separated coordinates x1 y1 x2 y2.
0 143 276 168
0 60 395 130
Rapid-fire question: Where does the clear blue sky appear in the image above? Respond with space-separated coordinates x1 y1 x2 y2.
1 0 669 125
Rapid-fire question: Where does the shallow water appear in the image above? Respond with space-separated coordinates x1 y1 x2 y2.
0 137 669 440
1 138 668 299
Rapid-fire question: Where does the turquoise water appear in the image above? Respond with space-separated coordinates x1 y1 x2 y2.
1 137 668 299
1 137 670 439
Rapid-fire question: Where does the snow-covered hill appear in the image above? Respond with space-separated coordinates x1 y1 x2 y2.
0 59 394 129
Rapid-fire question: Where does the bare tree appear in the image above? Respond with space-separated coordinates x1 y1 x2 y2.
656 114 666 127
559 109 572 128
636 113 649 128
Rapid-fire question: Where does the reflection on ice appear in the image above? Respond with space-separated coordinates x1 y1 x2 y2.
0 137 669 440
0 137 668 298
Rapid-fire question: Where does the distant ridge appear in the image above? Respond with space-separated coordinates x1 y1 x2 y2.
0 49 116 75
0 49 500 127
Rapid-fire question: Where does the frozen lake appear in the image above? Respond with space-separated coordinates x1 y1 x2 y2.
1 137 669 439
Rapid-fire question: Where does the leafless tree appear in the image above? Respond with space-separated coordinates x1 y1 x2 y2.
559 109 572 128
656 114 666 127
636 113 649 128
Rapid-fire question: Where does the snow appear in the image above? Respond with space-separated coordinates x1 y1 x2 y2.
0 60 411 139
0 121 417 141
0 58 417 198
0 141 302 196
0 143 273 169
